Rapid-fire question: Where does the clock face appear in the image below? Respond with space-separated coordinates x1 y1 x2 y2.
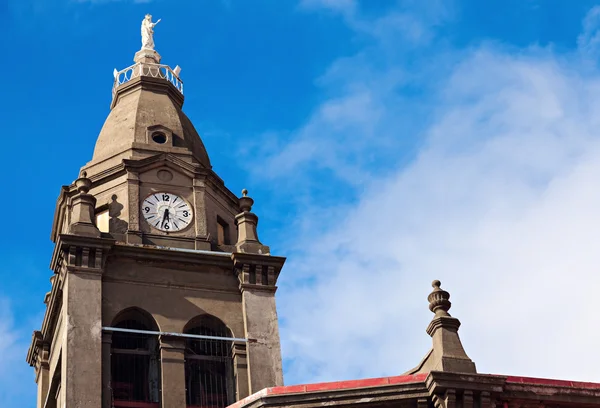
141 192 193 232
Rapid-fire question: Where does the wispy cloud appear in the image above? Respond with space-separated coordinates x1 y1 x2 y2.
246 4 600 384
299 0 356 15
0 299 19 376
578 5 600 58
0 297 35 406
73 0 152 4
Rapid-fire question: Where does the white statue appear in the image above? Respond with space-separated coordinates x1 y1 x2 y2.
141 14 161 50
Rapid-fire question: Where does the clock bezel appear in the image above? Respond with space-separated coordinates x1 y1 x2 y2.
141 191 194 233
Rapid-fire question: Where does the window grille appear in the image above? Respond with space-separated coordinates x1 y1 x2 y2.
111 319 161 408
185 316 235 408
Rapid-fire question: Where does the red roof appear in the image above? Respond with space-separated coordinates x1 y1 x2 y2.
228 373 428 408
505 375 600 389
228 373 600 408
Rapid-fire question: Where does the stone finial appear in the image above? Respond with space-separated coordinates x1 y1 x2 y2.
403 280 476 375
69 170 101 238
239 189 254 212
428 280 451 317
75 171 92 194
234 189 269 255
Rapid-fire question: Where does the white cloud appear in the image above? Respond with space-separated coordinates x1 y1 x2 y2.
299 0 356 15
0 298 20 376
578 5 600 58
258 6 600 384
0 297 35 407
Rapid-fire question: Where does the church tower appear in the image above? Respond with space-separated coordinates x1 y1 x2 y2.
26 16 286 408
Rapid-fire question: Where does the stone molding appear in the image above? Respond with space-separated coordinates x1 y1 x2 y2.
112 75 184 110
426 372 505 408
231 253 286 292
426 316 461 336
111 242 234 267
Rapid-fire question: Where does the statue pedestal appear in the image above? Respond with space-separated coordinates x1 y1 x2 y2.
134 48 161 64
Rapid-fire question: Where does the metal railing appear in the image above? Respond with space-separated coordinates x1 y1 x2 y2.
112 63 184 96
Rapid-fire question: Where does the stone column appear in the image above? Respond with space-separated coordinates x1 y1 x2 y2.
480 392 492 408
35 343 50 408
231 190 285 393
102 332 112 408
232 341 250 400
241 288 284 392
417 399 429 408
444 390 457 408
193 177 211 250
463 390 474 408
159 335 187 408
62 269 103 408
126 171 142 244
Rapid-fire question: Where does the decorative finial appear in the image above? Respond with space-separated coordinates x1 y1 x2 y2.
75 171 92 194
428 279 451 317
141 14 161 51
239 189 254 212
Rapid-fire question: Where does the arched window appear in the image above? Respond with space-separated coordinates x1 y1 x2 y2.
110 308 161 408
184 315 234 408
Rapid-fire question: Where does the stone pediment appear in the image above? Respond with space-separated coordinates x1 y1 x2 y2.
123 152 204 178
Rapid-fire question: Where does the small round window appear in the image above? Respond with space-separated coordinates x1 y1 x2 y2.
152 132 167 144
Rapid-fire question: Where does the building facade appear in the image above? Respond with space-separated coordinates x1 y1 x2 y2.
27 21 285 408
27 18 600 408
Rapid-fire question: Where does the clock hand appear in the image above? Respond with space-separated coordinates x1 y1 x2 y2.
162 209 170 227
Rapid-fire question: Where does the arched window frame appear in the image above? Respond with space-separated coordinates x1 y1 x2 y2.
110 308 161 408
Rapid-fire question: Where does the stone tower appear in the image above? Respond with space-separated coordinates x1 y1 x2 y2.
26 17 286 408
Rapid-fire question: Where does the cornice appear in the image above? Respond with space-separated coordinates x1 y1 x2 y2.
239 283 278 294
112 75 184 110
502 377 600 405
123 152 203 176
232 253 286 292
232 379 428 408
425 372 506 395
40 278 63 341
203 170 239 204
111 242 234 268
231 253 287 269
50 234 115 271
50 186 70 243
26 331 43 367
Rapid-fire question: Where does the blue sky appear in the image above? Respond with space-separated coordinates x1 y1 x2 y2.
4 0 600 406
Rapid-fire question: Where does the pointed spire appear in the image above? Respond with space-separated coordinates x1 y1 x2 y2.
69 171 101 238
234 189 270 255
405 280 476 375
